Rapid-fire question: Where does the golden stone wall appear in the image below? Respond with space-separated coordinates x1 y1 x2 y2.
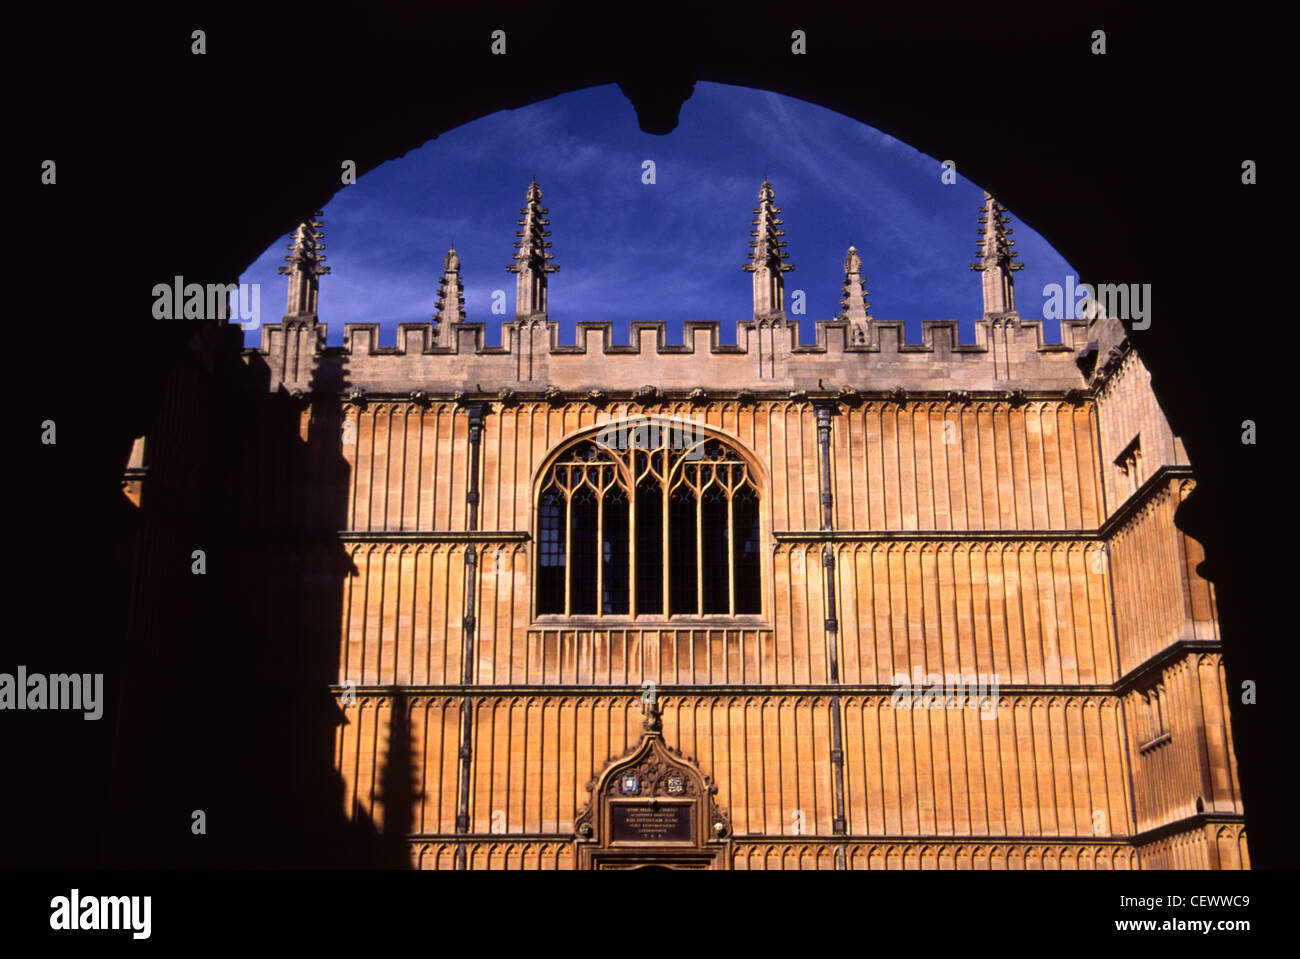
316 389 1244 868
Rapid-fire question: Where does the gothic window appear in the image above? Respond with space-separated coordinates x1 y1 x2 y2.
536 488 567 611
535 432 762 619
1138 684 1169 752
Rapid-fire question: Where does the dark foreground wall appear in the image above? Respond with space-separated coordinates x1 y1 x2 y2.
4 5 1294 868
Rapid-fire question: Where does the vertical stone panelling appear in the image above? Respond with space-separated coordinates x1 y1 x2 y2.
897 403 918 529
318 390 1237 870
766 404 789 533
1128 651 1243 839
341 541 473 685
406 546 431 685
880 403 901 530
370 406 392 529
837 402 861 529
797 404 818 531
801 539 1107 687
1197 654 1241 814
862 404 884 529
1093 351 1183 517
1108 478 1216 674
342 402 477 532
1040 402 1060 527
975 404 999 529
1176 480 1218 641
448 411 469 532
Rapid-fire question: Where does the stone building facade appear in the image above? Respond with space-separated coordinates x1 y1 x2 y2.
126 181 1247 869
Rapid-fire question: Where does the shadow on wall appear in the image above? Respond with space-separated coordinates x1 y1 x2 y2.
61 321 417 868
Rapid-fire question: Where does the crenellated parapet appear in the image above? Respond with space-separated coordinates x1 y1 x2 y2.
248 314 1093 396
250 182 1104 399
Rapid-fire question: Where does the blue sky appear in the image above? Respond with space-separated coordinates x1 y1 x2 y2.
240 81 1072 348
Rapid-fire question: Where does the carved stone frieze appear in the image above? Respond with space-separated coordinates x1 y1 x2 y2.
837 386 863 407
632 384 663 404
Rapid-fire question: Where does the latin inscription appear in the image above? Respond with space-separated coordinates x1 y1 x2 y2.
611 803 694 843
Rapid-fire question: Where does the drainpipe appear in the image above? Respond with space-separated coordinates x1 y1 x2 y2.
454 401 486 869
815 401 849 869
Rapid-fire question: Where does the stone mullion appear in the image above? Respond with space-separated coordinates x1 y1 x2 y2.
595 472 605 619
563 488 573 618
727 489 736 616
694 474 704 617
661 448 671 619
628 465 638 620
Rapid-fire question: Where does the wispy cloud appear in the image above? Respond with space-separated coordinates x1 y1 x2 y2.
241 82 1073 349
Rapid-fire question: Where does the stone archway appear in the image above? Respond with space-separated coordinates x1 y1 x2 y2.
12 9 1286 869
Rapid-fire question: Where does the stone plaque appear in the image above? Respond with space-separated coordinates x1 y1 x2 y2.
610 802 694 843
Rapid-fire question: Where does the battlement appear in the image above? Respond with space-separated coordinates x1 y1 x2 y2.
248 314 1091 396
253 183 1094 398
